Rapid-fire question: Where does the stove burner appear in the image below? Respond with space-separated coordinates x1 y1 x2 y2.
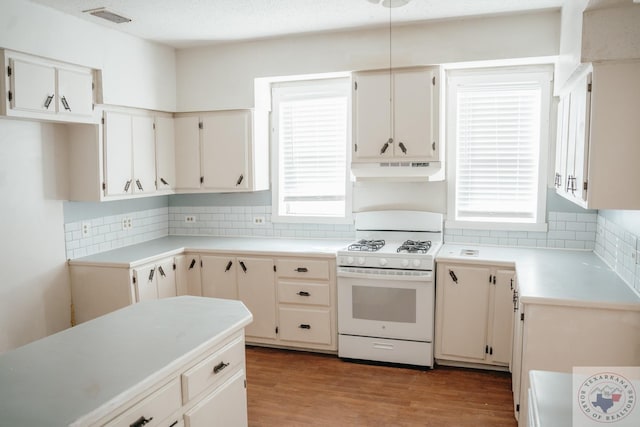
348 239 385 252
397 240 432 254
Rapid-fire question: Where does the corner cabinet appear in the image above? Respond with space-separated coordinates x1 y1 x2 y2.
69 255 186 324
0 49 97 123
174 109 269 193
352 67 439 163
553 60 640 209
435 262 516 368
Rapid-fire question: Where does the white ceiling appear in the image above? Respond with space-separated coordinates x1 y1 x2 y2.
25 0 564 48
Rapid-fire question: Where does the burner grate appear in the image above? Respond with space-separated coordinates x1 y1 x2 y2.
396 240 432 254
348 239 385 252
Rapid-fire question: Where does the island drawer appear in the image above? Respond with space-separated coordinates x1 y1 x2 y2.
181 333 245 404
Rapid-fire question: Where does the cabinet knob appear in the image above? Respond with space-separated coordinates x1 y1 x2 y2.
398 142 407 154
44 94 54 109
224 261 233 272
60 96 71 111
124 180 131 192
295 267 308 273
297 291 310 297
299 324 311 329
236 174 244 186
213 361 229 374
130 416 153 427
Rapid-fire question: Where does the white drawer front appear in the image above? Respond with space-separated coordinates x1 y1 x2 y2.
183 370 248 427
104 378 181 427
338 334 433 367
278 281 330 306
276 258 330 280
278 307 331 345
181 334 245 404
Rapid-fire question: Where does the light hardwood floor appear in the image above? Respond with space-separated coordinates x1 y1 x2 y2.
245 346 517 426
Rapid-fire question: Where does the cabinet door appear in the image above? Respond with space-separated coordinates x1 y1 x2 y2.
133 264 159 302
488 269 515 365
176 255 203 296
352 71 392 161
132 115 157 194
183 370 248 427
201 111 250 190
570 73 591 203
237 257 276 339
156 258 177 299
57 68 93 116
393 68 436 160
155 116 176 191
9 58 56 114
103 111 133 196
175 116 202 190
201 255 238 300
511 278 524 419
438 264 491 361
554 96 570 193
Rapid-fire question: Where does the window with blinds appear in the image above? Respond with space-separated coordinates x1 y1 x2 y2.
447 68 551 227
271 78 350 222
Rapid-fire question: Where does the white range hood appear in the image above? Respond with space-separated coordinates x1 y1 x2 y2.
350 160 443 181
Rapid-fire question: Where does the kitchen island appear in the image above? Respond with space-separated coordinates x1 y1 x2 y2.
0 296 253 426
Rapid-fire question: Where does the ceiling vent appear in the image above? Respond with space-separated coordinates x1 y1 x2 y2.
83 7 132 24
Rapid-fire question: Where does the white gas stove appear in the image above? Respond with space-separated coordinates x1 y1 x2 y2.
337 210 443 367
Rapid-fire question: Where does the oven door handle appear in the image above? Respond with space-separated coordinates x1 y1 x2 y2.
337 269 432 282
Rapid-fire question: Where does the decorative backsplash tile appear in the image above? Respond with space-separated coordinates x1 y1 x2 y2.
443 212 597 250
168 205 355 239
594 215 640 293
64 207 168 259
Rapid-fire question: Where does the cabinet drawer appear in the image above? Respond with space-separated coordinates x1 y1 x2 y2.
276 258 330 280
183 370 248 427
278 307 331 345
104 378 181 427
278 281 330 306
181 334 245 404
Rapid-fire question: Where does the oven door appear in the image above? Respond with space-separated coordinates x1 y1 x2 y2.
337 267 434 342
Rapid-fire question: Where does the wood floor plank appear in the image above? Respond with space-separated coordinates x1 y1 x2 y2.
245 346 517 426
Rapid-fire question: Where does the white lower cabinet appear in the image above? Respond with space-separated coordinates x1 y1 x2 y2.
70 256 188 324
183 370 248 427
435 262 516 367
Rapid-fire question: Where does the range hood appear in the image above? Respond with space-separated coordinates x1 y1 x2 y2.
351 160 443 181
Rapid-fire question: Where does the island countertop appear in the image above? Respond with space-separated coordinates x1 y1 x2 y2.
0 296 252 427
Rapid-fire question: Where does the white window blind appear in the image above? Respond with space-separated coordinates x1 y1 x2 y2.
448 69 551 227
272 78 350 221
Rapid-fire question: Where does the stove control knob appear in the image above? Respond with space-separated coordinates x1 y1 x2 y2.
401 259 409 268
379 258 388 266
357 257 366 265
412 259 422 268
346 256 354 265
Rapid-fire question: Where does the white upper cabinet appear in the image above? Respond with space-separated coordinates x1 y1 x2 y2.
103 111 157 197
1 49 97 123
201 110 250 190
352 67 439 163
174 109 269 193
155 116 176 192
554 61 640 209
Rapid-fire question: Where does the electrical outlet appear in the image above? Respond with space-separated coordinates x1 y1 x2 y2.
253 216 265 225
122 217 132 230
185 215 196 223
81 221 91 237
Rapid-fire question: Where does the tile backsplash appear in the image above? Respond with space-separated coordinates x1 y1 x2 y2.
64 207 168 259
594 214 640 293
168 206 355 239
444 212 597 250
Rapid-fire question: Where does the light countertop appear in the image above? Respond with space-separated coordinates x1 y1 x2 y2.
437 244 640 310
528 370 573 427
69 235 352 268
0 296 252 427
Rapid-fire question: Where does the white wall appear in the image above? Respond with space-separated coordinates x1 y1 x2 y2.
176 10 560 111
0 119 70 353
0 0 176 111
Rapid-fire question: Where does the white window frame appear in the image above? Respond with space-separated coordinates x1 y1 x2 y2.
446 66 553 231
270 77 352 224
